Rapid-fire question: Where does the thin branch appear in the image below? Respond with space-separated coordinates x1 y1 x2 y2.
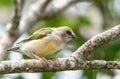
18 0 86 33
7 0 25 35
72 24 120 61
0 59 120 74
40 0 52 12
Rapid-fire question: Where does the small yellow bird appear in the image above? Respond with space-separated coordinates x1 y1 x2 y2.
8 26 75 61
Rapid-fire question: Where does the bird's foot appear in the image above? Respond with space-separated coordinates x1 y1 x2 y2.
32 53 47 63
38 57 47 63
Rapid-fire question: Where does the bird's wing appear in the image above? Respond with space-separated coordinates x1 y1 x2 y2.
17 28 53 44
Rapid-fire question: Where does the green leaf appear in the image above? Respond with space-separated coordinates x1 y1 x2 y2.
42 72 55 79
82 70 97 79
44 15 76 28
93 39 120 60
76 15 92 26
22 55 32 59
14 75 24 79
0 0 13 7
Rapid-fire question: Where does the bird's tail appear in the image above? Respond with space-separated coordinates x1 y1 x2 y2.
7 47 20 52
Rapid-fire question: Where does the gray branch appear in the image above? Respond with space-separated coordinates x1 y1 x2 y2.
0 0 25 60
0 59 120 74
18 0 85 33
8 0 25 35
72 25 120 61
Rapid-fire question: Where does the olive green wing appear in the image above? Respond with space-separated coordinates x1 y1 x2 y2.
17 28 53 44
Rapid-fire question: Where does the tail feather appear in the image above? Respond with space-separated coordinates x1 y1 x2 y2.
7 47 20 52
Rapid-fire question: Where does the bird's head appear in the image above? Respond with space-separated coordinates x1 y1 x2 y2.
53 26 75 42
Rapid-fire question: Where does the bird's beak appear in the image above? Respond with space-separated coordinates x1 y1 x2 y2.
71 33 76 38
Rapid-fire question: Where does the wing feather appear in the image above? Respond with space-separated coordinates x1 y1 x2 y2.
18 28 52 44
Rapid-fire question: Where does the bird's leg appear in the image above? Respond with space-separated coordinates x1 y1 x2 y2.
32 53 47 63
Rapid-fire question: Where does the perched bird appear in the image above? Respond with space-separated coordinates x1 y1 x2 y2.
8 26 75 62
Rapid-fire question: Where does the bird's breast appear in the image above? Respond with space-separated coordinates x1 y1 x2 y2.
35 41 57 56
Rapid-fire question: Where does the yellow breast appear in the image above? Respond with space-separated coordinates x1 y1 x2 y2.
35 42 57 56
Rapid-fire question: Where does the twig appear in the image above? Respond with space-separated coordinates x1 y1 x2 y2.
72 25 120 61
40 0 52 12
7 0 25 35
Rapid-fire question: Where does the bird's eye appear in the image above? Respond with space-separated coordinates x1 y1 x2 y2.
66 30 71 35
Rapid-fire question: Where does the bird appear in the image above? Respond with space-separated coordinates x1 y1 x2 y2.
7 26 75 62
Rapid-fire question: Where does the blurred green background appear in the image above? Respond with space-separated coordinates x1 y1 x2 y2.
1 0 120 79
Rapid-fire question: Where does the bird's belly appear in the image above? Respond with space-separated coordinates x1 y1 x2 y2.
20 38 65 58
35 42 57 56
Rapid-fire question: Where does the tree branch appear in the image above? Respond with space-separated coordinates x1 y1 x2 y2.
18 0 85 33
72 25 120 61
0 59 120 74
0 0 25 60
7 0 25 35
0 24 120 74
40 0 52 12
